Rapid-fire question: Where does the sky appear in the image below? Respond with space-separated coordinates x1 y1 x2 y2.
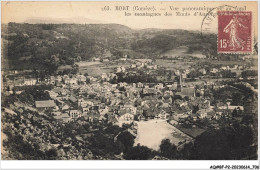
1 1 258 32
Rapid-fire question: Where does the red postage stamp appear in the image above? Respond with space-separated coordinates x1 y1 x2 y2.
218 11 252 53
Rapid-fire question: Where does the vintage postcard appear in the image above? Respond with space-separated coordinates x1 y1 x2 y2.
1 1 258 166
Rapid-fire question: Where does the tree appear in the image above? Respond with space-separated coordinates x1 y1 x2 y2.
117 131 135 152
113 141 125 155
191 129 230 160
191 124 255 160
192 105 199 114
232 109 238 117
241 114 254 125
159 139 178 159
178 142 193 160
187 70 203 79
45 148 58 160
124 144 152 160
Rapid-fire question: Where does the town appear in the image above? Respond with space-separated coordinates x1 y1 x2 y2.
2 52 258 159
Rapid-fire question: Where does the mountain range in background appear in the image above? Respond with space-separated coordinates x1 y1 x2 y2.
24 16 104 25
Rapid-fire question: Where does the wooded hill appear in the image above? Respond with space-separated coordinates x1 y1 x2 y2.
2 23 218 73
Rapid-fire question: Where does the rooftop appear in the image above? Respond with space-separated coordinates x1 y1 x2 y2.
35 100 56 108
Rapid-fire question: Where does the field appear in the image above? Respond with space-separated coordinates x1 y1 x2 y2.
75 61 113 77
134 119 192 151
75 61 133 77
155 59 192 70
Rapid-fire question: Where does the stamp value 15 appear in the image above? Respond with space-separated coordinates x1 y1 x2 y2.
218 11 252 54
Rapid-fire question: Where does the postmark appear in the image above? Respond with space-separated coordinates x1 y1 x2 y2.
217 11 252 54
201 5 236 36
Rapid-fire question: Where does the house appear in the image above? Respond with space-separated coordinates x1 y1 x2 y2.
217 103 244 112
52 111 62 117
162 103 170 108
143 109 156 120
155 83 164 90
14 79 24 86
77 75 86 82
118 112 134 127
143 88 156 96
60 89 68 96
61 104 70 111
210 68 219 74
116 66 126 73
48 91 59 99
99 106 109 115
156 75 168 82
157 112 170 120
179 101 188 107
172 82 178 89
69 110 82 119
147 65 154 69
175 70 181 76
85 111 100 122
197 110 207 119
49 76 55 85
135 113 145 121
63 75 69 83
69 78 78 85
221 66 230 70
14 78 37 86
181 87 195 97
107 114 119 125
123 103 137 115
35 100 56 110
78 98 94 108
206 111 216 120
55 76 63 82
68 96 77 103
82 107 89 113
55 82 63 87
228 105 244 111
173 113 188 121
24 79 37 86
98 115 107 122
101 73 109 80
199 68 207 75
198 100 211 110
190 114 198 121
131 64 137 68
213 113 222 120
137 82 144 88
61 113 72 123
211 123 220 130
52 111 66 121
103 59 109 62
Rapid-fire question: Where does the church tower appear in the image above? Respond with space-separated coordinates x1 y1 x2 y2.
177 75 182 92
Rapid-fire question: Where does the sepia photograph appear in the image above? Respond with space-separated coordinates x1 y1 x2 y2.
0 1 259 168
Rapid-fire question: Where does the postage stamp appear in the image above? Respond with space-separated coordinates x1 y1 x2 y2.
218 11 252 53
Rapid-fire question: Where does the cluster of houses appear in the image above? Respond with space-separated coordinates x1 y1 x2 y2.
30 71 244 130
34 80 176 127
3 58 247 130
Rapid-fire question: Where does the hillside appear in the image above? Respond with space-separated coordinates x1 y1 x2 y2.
2 23 219 73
